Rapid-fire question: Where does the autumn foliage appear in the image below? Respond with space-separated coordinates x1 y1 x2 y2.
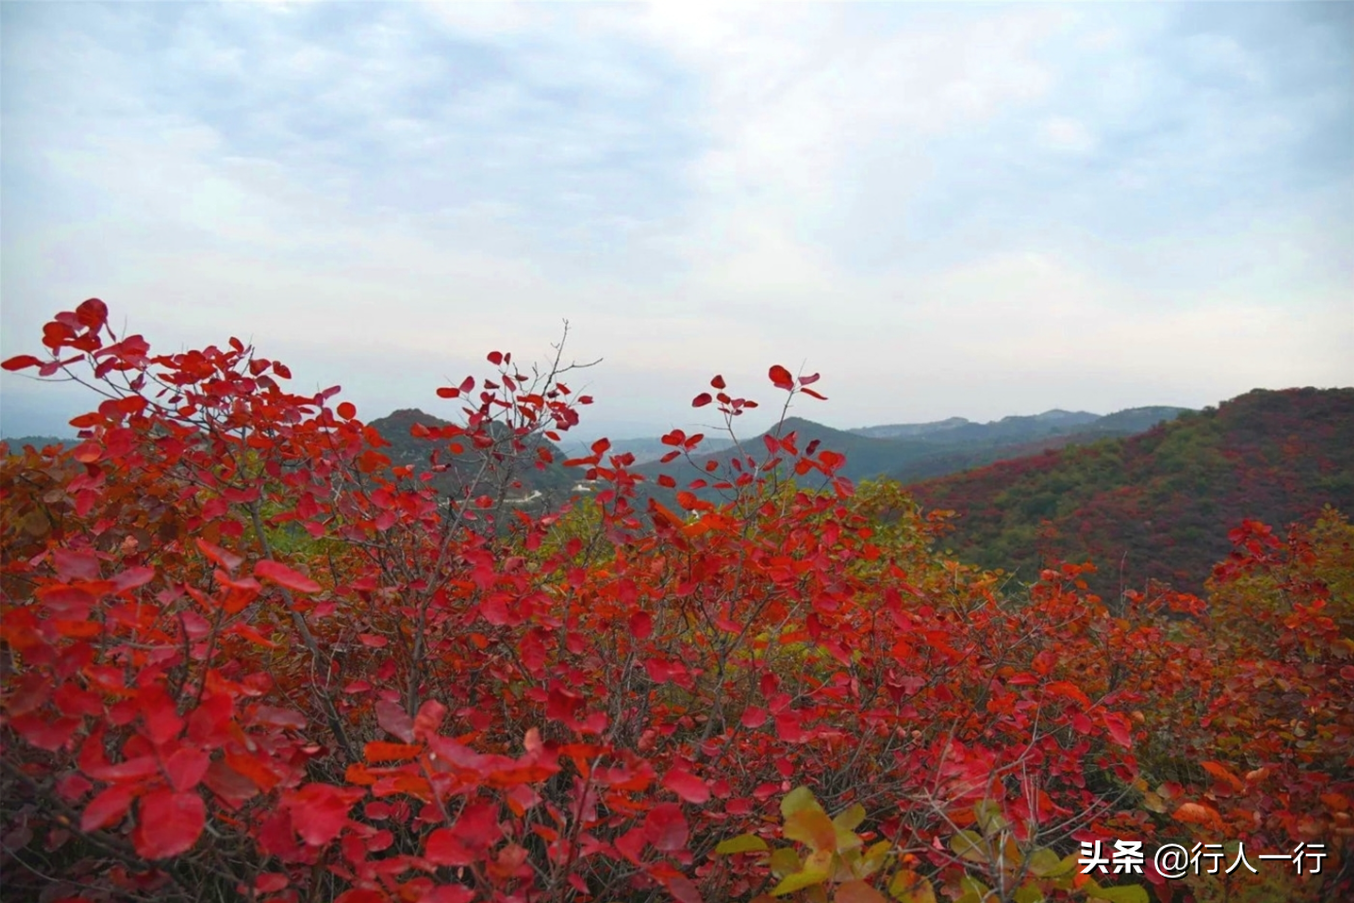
1 299 1349 903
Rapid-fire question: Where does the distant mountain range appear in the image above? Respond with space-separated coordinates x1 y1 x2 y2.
632 404 1193 490
2 403 1193 499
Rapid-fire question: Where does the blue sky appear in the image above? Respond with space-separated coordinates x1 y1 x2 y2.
2 1 1351 441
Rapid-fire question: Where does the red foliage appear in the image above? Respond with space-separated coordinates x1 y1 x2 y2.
1 302 1348 902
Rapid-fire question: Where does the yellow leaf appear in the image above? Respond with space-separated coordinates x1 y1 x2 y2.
782 786 827 820
833 803 867 832
716 833 770 854
771 860 831 896
785 808 839 853
770 846 801 878
1028 847 1071 877
888 869 937 903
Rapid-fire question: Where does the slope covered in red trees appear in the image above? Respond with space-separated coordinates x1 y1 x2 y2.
908 387 1354 598
1 301 1350 903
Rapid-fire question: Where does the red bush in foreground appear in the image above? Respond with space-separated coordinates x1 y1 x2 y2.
1 299 1348 903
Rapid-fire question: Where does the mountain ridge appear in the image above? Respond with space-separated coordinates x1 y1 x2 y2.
908 386 1354 596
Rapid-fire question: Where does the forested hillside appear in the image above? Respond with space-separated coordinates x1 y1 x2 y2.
635 406 1189 496
909 387 1354 595
368 408 577 508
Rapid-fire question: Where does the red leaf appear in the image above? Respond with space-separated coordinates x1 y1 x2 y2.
1103 712 1134 749
337 402 357 420
800 387 828 401
75 297 109 329
775 711 808 743
254 560 322 594
487 351 504 365
134 790 205 859
2 354 44 371
710 374 726 389
613 825 647 864
692 392 713 408
644 803 688 852
436 387 460 398
1045 681 1091 708
11 713 80 751
111 566 156 594
666 877 703 903
376 699 415 743
81 783 139 832
284 784 363 846
425 827 475 866
1173 802 1219 826
165 747 211 792
798 372 821 386
657 474 676 488
630 611 653 639
768 365 794 390
53 548 101 582
662 768 710 804
196 538 243 573
334 890 386 903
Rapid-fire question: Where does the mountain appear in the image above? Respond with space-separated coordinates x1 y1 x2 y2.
565 434 735 465
908 387 1354 597
0 436 75 452
849 417 971 439
850 407 1187 446
634 405 1192 494
367 408 579 507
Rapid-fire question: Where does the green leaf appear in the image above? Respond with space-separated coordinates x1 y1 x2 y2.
948 829 989 863
954 875 990 903
1027 847 1071 877
973 799 1010 836
1014 883 1045 903
1086 883 1149 903
715 833 770 854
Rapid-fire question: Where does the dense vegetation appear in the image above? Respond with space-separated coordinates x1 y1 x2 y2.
1 300 1349 903
909 388 1354 597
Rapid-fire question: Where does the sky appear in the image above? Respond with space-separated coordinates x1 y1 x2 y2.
2 1 1351 443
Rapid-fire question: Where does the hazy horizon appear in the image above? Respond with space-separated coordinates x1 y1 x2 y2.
3 2 1351 443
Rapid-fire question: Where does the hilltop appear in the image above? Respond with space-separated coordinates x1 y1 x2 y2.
367 408 577 507
908 387 1354 596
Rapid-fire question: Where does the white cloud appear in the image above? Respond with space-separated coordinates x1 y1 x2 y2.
2 2 1350 440
1039 116 1097 154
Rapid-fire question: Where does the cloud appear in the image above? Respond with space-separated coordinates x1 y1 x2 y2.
2 1 1350 441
